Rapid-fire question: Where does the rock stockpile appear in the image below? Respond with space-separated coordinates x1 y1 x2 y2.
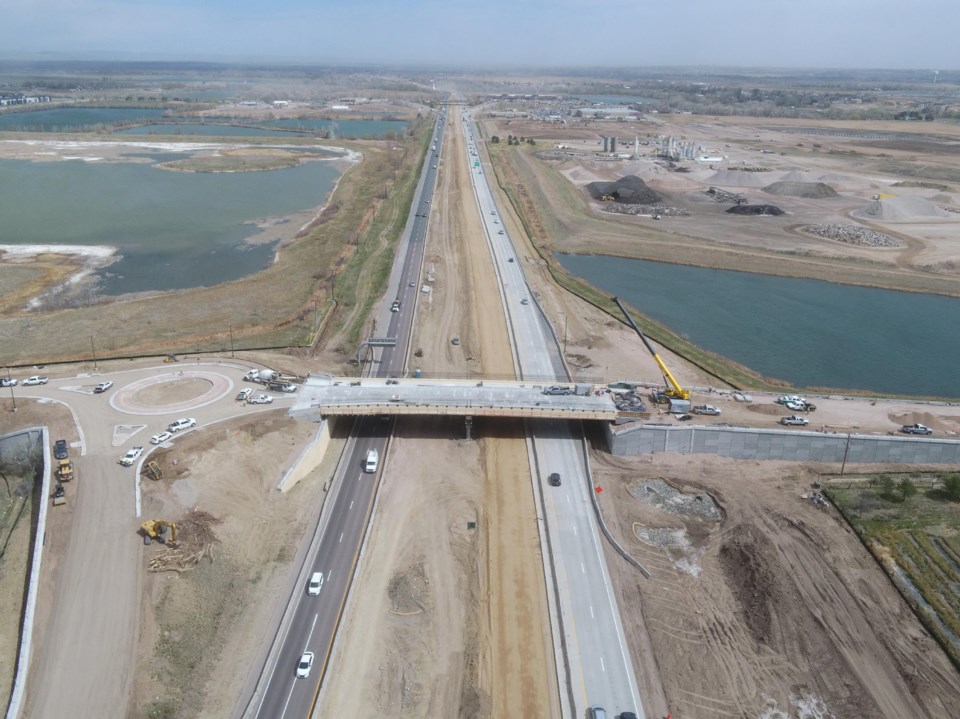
586 175 662 204
763 181 839 198
801 224 904 247
726 204 785 216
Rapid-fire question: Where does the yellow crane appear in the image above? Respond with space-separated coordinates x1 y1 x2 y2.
612 296 690 401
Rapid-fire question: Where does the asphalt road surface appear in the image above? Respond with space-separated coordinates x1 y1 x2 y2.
249 111 447 719
462 111 644 719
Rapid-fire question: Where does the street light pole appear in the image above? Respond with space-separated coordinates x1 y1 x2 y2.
90 335 98 371
6 368 15 413
229 324 235 358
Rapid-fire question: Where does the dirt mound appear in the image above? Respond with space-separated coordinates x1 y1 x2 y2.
747 403 788 416
726 204 785 216
763 181 839 198
888 411 950 431
719 524 781 645
854 196 951 221
585 175 661 204
707 169 779 188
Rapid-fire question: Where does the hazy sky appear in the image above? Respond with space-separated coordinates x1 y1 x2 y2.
5 0 956 69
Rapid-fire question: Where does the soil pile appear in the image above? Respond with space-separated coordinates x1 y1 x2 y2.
585 175 661 204
854 196 951 221
763 181 839 198
726 204 785 216
707 168 779 188
801 224 904 247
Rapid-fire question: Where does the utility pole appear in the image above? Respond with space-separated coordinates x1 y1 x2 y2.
90 335 98 371
229 324 235 358
840 432 852 477
6 368 15 412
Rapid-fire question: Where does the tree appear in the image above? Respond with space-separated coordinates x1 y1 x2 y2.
898 477 917 502
491 136 500 144
878 476 896 500
942 473 960 501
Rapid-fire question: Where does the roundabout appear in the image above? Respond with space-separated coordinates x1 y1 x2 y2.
110 371 234 416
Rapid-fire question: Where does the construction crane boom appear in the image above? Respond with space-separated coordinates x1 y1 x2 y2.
612 296 690 401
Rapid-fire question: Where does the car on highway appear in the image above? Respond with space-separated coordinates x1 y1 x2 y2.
520 298 529 305
408 281 415 287
93 381 114 393
150 431 173 445
248 394 273 405
780 415 809 426
118 446 144 467
236 387 253 402
22 376 48 386
296 651 314 678
901 423 933 435
497 229 504 235
307 571 324 595
391 299 401 312
451 337 460 346
548 473 561 487
167 417 197 432
507 257 514 263
1 378 17 387
54 439 69 460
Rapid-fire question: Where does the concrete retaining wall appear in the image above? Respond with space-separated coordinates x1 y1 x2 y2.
606 423 960 464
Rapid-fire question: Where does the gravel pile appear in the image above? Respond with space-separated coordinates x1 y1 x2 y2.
800 224 904 247
603 203 688 217
763 181 839 198
635 526 689 547
726 204 785 216
585 175 662 204
629 479 722 522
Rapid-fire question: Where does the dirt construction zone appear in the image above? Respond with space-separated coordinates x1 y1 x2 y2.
595 452 960 719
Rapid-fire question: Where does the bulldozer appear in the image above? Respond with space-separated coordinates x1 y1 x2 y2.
56 458 74 482
144 461 162 481
139 520 178 547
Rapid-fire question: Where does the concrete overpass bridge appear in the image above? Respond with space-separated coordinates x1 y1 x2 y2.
288 375 624 422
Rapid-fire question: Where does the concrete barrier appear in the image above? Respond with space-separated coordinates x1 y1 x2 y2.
606 423 960 464
277 418 334 492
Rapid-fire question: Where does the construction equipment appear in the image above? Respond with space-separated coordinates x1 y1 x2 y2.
56 458 74 482
163 354 178 363
600 194 616 201
612 296 690 402
145 461 162 481
51 483 66 506
139 520 178 547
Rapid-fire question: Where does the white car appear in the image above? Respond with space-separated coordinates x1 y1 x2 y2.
22 376 49 386
776 395 805 406
307 572 324 596
167 417 197 432
248 394 273 405
236 387 253 402
1 378 18 387
296 651 314 678
119 446 144 466
93 381 114 393
150 431 173 445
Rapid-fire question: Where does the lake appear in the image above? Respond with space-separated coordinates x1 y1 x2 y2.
556 254 960 398
0 108 167 132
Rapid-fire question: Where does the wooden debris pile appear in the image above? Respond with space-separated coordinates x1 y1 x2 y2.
147 508 222 573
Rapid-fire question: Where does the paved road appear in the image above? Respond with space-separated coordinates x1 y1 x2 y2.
249 111 447 719
462 112 644 718
11 362 289 719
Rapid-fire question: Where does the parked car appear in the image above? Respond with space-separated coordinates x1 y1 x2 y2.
543 385 573 396
780 415 809 426
93 381 114 393
248 394 273 405
296 651 314 678
785 400 816 412
236 388 253 402
692 405 721 416
167 417 197 432
901 423 933 435
118 446 144 467
54 439 69 460
548 473 561 487
776 395 805 405
150 431 173 445
0 378 17 387
22 376 48 386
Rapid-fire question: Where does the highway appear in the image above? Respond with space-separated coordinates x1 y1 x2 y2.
462 112 643 718
246 110 447 719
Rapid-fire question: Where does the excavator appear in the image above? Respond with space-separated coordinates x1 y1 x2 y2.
612 296 690 403
139 520 178 547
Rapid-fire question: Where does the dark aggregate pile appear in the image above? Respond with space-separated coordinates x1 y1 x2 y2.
585 175 662 205
762 181 839 198
726 204 785 216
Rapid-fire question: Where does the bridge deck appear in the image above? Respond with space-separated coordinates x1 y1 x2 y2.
289 376 619 421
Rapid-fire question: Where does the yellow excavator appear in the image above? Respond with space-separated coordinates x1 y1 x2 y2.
139 520 178 547
612 296 690 402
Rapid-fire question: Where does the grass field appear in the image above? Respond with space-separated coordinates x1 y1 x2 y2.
826 473 960 668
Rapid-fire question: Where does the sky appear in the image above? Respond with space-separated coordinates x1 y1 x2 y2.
3 0 956 70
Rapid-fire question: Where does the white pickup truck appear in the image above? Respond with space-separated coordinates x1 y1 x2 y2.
692 405 721 416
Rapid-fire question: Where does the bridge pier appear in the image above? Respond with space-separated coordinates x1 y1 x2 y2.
465 415 473 441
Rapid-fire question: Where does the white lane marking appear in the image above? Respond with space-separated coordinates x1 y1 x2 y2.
590 605 595 619
349 500 354 510
572 525 578 537
339 532 344 544
566 494 571 505
581 562 586 574
305 613 319 648
600 656 606 673
280 679 297 718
